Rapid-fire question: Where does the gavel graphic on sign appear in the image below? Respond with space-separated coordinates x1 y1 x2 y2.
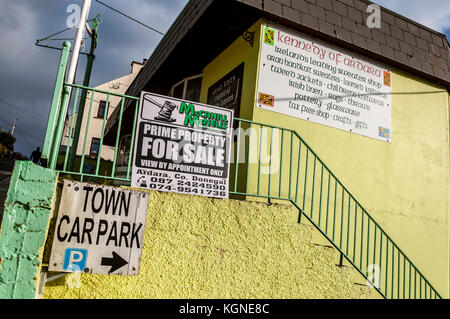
143 93 177 123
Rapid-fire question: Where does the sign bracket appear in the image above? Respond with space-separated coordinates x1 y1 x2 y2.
241 30 255 47
45 272 70 283
36 271 70 299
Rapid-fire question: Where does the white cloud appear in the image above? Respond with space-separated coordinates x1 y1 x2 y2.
372 0 450 33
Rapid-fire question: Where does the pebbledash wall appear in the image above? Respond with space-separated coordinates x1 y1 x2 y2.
199 18 450 297
43 189 378 299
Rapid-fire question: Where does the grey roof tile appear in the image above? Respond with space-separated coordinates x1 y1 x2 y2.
316 0 332 10
264 0 283 15
125 0 450 103
283 5 301 22
308 3 326 19
332 0 347 16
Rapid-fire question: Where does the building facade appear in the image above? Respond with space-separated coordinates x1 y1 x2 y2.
101 0 450 298
1 0 448 299
61 61 143 173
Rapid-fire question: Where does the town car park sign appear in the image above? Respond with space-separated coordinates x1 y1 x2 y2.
48 180 149 275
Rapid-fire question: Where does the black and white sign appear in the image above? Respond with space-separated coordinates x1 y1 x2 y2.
258 23 392 142
48 180 149 275
207 63 244 116
131 92 234 198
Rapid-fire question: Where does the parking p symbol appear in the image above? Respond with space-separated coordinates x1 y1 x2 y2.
63 248 88 272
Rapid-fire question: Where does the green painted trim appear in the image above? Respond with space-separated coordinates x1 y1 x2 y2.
65 83 140 100
49 85 71 170
42 41 71 162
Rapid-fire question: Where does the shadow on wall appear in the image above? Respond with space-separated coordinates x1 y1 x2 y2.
0 158 14 226
42 189 380 299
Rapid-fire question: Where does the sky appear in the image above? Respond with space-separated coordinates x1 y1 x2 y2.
0 0 449 157
0 0 189 157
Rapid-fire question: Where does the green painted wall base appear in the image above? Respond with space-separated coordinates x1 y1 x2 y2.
0 161 57 299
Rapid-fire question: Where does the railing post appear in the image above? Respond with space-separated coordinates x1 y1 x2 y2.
338 252 344 267
48 84 72 170
41 41 71 166
297 208 302 223
68 16 100 171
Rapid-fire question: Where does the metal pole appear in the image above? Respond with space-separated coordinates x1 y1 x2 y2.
68 16 99 171
49 85 71 170
9 118 17 136
49 0 90 170
66 0 91 85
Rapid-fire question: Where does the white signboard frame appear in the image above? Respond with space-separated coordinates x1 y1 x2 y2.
131 92 234 199
257 22 392 142
48 180 149 276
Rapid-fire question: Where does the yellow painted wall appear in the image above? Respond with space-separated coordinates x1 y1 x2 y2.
197 19 449 297
251 69 449 298
247 25 449 296
199 20 261 120
198 20 263 195
43 189 376 299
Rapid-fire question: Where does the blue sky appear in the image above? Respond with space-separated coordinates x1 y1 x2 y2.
0 0 448 156
372 0 450 37
372 0 450 41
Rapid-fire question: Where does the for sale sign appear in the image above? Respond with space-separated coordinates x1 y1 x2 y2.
131 92 234 198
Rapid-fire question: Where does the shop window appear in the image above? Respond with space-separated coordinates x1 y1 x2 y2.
169 74 203 102
172 83 184 99
185 76 202 102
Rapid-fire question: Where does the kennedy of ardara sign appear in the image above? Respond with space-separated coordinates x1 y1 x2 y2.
257 23 392 142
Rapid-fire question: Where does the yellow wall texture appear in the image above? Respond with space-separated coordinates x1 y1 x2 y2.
251 69 449 297
247 25 449 296
43 190 375 299
199 20 261 120
198 19 450 297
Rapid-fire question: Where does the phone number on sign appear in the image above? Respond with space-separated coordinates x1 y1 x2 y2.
140 176 227 197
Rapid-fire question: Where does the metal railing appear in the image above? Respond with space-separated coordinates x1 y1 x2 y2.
229 120 442 299
54 82 139 182
42 43 442 299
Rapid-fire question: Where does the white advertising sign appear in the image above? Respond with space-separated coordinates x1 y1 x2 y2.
48 180 149 275
131 92 234 198
257 23 392 142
